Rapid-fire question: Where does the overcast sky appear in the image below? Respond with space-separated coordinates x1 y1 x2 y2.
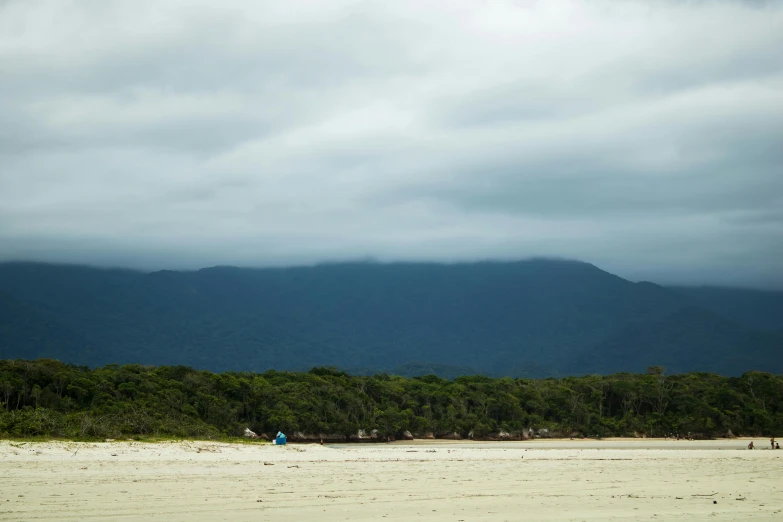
1 0 782 288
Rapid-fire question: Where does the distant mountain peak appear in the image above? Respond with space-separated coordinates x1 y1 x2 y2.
1 260 780 377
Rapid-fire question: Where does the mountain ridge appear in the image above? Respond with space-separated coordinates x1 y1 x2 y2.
1 260 780 377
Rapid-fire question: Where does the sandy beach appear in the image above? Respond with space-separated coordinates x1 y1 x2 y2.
1 439 781 521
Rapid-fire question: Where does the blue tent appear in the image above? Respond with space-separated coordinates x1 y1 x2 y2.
274 431 286 445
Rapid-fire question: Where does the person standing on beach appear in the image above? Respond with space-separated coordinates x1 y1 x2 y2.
771 437 775 449
748 441 755 449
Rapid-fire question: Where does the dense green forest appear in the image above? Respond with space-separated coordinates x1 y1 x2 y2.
2 261 782 377
2 359 781 441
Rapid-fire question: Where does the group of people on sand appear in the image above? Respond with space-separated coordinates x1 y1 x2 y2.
665 433 694 441
747 437 779 450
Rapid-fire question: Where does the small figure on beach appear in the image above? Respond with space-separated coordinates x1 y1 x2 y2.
776 443 780 450
771 437 775 449
748 441 754 449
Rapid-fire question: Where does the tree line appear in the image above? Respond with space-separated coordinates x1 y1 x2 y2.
1 359 781 440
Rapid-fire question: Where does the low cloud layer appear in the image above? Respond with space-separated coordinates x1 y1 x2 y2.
1 0 782 288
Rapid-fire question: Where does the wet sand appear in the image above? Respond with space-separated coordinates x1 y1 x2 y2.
1 439 781 521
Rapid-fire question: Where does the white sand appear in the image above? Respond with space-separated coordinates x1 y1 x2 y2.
1 439 781 521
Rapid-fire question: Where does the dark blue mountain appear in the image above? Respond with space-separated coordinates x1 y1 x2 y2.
0 260 780 376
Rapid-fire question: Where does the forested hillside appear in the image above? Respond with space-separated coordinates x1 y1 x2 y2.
670 286 783 332
1 360 781 440
1 260 781 377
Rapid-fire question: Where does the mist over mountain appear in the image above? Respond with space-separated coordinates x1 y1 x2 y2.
1 260 781 377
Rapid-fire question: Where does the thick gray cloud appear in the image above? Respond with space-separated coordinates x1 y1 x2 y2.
1 0 782 288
